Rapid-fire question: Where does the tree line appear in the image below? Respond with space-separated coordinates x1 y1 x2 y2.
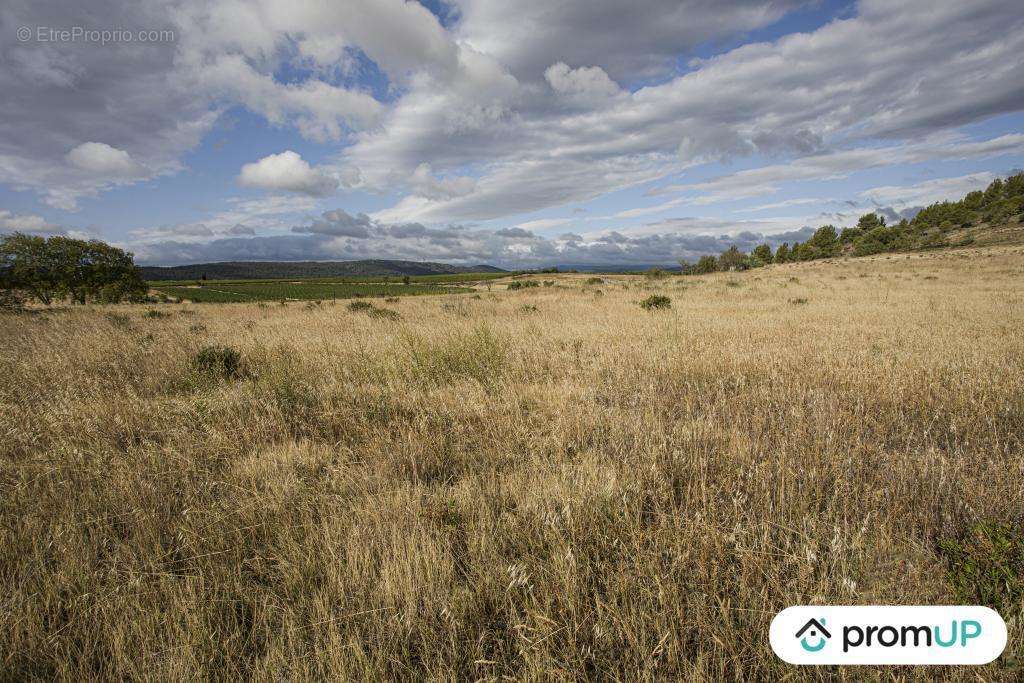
680 172 1024 273
1 233 147 309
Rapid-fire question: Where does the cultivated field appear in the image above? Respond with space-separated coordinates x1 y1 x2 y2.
152 282 475 303
2 247 1023 680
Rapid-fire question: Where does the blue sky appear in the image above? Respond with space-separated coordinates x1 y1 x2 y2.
1 0 1023 266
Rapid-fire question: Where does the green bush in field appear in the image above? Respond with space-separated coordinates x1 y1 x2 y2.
939 521 1024 616
194 345 243 380
507 280 539 290
639 295 671 310
368 306 400 320
584 277 604 285
348 300 374 312
143 309 170 319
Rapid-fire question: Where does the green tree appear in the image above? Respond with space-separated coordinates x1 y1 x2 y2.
774 243 790 262
752 243 773 264
0 234 62 304
695 255 718 274
717 245 746 271
807 225 838 256
0 233 146 305
857 213 885 232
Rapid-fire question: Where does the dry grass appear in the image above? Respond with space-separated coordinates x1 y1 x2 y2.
2 246 1024 680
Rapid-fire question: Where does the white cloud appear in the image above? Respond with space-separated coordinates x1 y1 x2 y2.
545 63 622 101
614 199 686 218
0 209 61 234
349 0 1024 223
237 151 338 197
858 172 997 209
652 134 1024 205
514 218 572 231
409 163 476 200
66 142 146 177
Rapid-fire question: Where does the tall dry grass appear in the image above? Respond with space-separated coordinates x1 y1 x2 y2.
2 247 1023 680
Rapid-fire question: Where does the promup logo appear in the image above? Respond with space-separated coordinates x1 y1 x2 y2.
770 606 1006 665
795 618 830 652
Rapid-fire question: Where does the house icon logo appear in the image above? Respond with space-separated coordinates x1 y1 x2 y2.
795 618 831 652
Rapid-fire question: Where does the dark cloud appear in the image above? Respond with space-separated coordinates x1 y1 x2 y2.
494 227 534 238
135 208 821 267
291 210 373 238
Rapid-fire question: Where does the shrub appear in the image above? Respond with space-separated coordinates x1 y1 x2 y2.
348 300 374 312
939 521 1024 616
368 306 400 320
789 298 809 305
507 280 539 290
384 297 400 303
193 345 243 380
639 295 671 310
143 309 170 319
0 289 27 313
519 304 539 313
584 277 604 285
104 312 131 327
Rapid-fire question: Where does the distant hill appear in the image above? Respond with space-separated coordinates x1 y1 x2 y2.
141 259 506 281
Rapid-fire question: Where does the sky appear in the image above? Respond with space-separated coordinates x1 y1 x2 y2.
2 0 1023 268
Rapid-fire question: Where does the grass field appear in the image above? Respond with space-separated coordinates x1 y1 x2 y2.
152 282 475 303
3 246 1023 679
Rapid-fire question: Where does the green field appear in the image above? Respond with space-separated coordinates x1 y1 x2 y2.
153 282 475 303
149 271 511 287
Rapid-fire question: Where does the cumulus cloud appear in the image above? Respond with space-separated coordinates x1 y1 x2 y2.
0 209 62 234
66 142 146 177
238 151 338 196
544 63 621 101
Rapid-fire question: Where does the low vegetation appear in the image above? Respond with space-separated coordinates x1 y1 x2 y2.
4 245 1022 678
639 294 671 310
153 282 473 303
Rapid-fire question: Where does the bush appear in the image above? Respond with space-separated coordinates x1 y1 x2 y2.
349 300 400 320
507 280 539 290
193 345 243 380
143 309 170 319
0 289 27 313
939 521 1024 616
104 312 131 327
639 295 671 310
368 306 401 321
584 277 604 285
347 300 374 312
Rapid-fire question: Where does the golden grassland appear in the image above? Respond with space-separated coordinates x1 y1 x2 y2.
2 246 1023 680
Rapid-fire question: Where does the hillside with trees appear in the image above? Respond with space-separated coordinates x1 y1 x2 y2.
681 172 1024 273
